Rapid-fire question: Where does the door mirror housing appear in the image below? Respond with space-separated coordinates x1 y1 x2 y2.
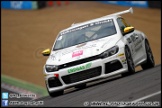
42 49 51 56
123 26 135 35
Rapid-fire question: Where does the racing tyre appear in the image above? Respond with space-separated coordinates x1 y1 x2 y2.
141 40 155 70
122 46 135 77
75 83 86 89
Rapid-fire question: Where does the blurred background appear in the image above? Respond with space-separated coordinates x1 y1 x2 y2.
1 1 161 97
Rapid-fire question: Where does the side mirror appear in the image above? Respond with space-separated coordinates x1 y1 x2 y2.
123 26 135 34
42 48 51 56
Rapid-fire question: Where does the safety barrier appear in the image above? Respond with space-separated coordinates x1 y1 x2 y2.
1 1 46 10
99 1 161 9
47 1 69 6
99 1 148 8
1 1 160 10
1 1 69 10
147 1 161 9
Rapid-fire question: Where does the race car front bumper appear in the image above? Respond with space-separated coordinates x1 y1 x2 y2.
44 47 128 93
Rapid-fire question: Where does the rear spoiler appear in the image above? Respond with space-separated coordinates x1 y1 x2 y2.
102 7 133 18
71 7 133 26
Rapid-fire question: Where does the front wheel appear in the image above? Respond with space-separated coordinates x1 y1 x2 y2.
122 46 135 77
141 40 155 70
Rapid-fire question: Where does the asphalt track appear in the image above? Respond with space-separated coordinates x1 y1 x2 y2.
1 65 161 107
35 64 161 107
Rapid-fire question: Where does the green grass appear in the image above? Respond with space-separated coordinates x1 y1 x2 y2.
1 74 48 96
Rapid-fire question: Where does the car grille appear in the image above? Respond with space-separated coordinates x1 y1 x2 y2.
59 55 100 70
105 60 123 74
61 67 102 84
48 77 62 88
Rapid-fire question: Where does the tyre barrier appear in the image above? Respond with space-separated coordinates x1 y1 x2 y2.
1 1 69 10
1 1 160 10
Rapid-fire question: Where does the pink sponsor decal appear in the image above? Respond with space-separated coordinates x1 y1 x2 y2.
72 50 83 58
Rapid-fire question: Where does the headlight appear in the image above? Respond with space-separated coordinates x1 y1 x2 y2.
100 46 119 58
45 65 59 72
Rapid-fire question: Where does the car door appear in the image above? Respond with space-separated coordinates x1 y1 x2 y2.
117 17 144 64
130 31 144 64
117 17 136 56
132 32 143 53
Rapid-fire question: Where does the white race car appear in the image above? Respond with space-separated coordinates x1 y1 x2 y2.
42 7 155 97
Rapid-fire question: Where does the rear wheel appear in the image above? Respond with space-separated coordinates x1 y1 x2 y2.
122 46 135 77
141 40 155 70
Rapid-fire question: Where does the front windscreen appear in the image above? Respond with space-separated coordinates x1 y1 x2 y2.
53 19 116 51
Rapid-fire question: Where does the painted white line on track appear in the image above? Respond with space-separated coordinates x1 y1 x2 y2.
132 91 161 103
119 91 161 107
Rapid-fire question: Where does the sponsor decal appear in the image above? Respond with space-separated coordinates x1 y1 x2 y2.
127 38 132 43
72 50 83 57
118 53 125 57
122 59 127 64
134 39 142 47
82 44 96 49
60 19 113 35
68 62 92 74
118 54 127 64
62 44 96 56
